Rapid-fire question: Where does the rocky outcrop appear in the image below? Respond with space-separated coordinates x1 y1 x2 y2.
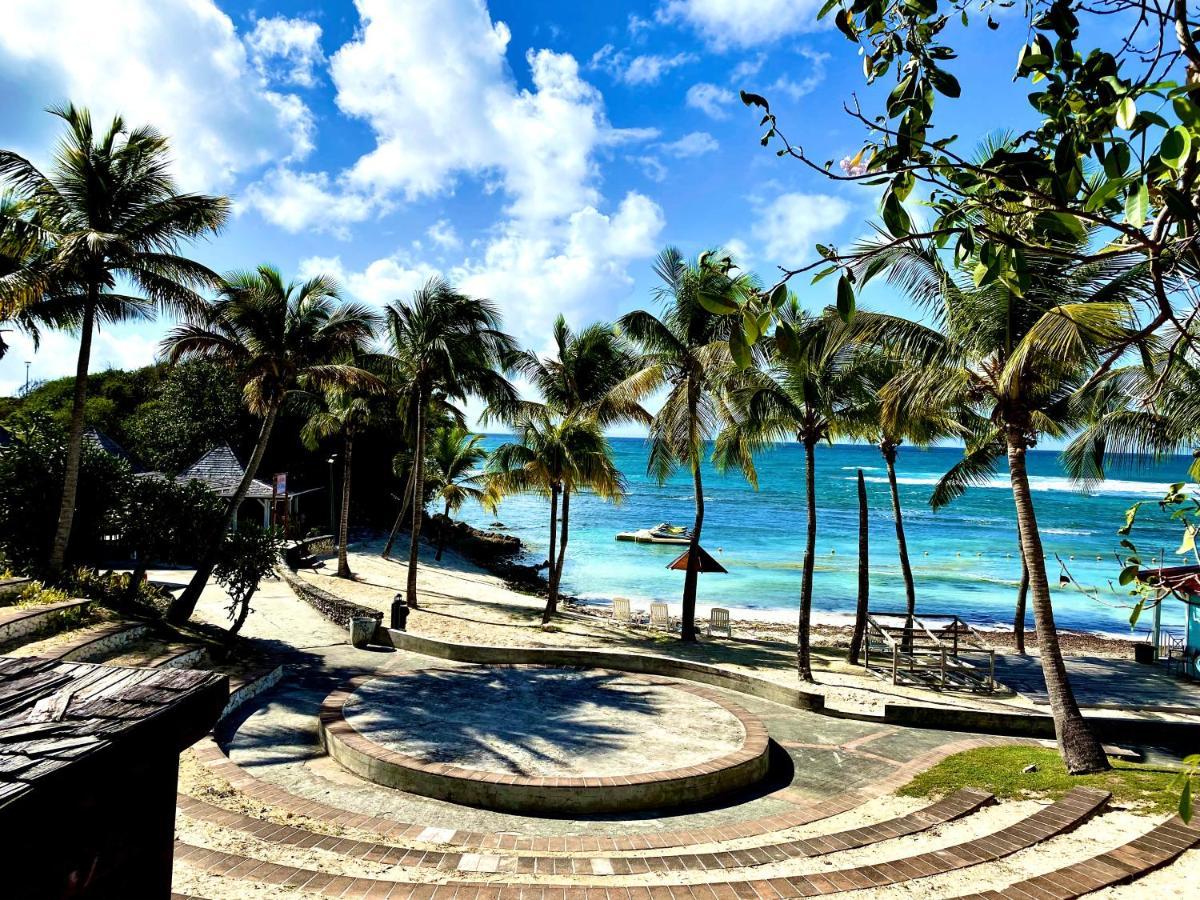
423 514 521 562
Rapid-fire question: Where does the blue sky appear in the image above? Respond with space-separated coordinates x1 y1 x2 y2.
0 0 1072 427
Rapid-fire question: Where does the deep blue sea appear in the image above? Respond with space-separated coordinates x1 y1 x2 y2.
458 438 1192 637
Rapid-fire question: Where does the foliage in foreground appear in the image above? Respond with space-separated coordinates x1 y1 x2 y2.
899 746 1195 818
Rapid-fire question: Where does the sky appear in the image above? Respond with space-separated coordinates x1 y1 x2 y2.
0 0 1100 433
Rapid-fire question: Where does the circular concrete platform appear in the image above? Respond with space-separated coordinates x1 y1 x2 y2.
318 666 771 815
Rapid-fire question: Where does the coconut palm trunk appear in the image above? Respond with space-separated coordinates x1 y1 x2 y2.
541 481 561 623
336 433 354 578
47 292 97 578
1007 430 1109 773
1015 538 1029 655
798 438 818 681
382 464 415 559
168 403 280 623
883 442 917 651
549 487 570 610
849 468 870 665
435 499 452 562
405 395 426 608
680 382 705 643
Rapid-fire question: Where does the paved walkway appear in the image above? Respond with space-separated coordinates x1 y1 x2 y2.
992 653 1200 712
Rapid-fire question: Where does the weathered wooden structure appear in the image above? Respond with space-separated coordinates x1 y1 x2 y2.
0 656 227 898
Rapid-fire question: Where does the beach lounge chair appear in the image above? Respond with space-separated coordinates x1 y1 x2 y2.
612 597 632 624
707 607 732 638
649 601 671 631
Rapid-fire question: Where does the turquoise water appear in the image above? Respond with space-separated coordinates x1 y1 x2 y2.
460 438 1192 637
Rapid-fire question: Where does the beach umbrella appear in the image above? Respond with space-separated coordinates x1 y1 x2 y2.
666 544 728 574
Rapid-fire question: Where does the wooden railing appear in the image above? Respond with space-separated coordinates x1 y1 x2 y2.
863 612 996 693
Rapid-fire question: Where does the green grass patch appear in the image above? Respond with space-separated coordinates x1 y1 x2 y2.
898 746 1189 816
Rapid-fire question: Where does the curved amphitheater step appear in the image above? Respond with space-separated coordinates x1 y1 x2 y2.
170 788 1111 897
174 786 996 877
94 637 207 670
0 597 92 644
3 617 149 662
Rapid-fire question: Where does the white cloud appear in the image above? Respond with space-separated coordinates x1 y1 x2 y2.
426 219 461 251
240 168 378 238
767 48 829 100
454 192 666 345
628 14 654 37
299 254 443 308
659 131 718 158
658 0 826 50
633 155 669 182
323 0 652 227
730 55 766 83
590 44 696 86
0 328 160 395
686 82 737 119
752 193 852 267
0 0 315 192
245 16 325 88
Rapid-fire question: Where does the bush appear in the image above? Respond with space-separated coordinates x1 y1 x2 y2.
215 526 283 636
0 415 132 574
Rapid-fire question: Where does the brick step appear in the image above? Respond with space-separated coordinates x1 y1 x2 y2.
956 815 1200 899
171 788 1110 897
6 619 150 662
175 786 995 876
0 597 92 645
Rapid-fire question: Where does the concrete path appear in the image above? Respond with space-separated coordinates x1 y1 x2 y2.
992 652 1200 712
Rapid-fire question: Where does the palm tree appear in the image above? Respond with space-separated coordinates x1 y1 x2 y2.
380 278 516 608
881 237 1146 774
302 388 376 578
615 247 753 641
510 315 649 605
0 105 229 577
486 412 624 622
161 264 379 621
426 427 488 561
716 305 876 681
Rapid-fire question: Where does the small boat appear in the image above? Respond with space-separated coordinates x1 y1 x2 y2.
616 522 693 545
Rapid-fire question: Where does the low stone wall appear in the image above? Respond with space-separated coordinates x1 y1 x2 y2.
375 628 827 712
60 622 150 663
276 567 382 629
375 627 1200 750
0 577 33 602
0 598 91 644
221 664 285 724
319 672 772 815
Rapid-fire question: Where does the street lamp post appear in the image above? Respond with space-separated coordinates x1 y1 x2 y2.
327 454 338 540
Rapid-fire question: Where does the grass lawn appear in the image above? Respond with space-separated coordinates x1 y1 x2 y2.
899 746 1190 816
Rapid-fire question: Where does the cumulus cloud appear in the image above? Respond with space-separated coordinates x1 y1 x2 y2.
686 82 737 119
0 0 315 192
751 193 852 268
426 219 462 251
658 0 826 50
590 44 696 85
240 168 379 238
658 131 718 158
245 16 325 88
299 254 443 307
0 328 160 396
321 0 653 228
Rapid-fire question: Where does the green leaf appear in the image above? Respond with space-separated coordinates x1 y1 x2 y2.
1128 597 1145 627
928 66 961 98
697 291 740 316
742 309 761 343
1116 96 1137 130
739 90 770 112
1181 778 1194 823
1085 176 1128 212
817 0 840 18
834 8 857 42
836 274 856 323
1103 144 1131 178
1160 125 1192 169
774 320 798 359
881 190 913 238
1119 563 1141 586
1125 182 1150 228
768 283 788 308
728 321 752 369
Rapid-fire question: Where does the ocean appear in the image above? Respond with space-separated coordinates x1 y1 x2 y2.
458 437 1193 638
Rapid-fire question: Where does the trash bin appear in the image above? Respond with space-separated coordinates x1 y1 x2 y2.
390 594 409 631
1134 642 1155 664
349 615 377 648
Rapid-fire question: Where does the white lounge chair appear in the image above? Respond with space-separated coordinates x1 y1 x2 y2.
707 607 732 638
612 597 632 624
650 601 672 631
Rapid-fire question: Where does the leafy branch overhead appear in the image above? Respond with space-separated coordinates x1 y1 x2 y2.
741 0 1200 381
